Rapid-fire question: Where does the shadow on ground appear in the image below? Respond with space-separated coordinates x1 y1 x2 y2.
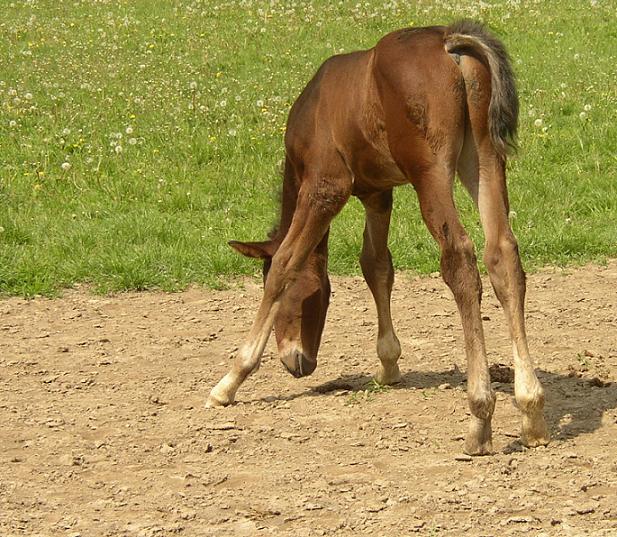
248 365 617 447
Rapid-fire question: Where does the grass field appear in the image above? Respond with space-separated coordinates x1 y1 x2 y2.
1 0 616 296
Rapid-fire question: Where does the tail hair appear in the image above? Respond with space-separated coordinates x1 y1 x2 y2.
445 20 519 158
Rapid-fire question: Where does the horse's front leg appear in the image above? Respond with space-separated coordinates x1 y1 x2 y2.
359 190 402 385
207 172 351 407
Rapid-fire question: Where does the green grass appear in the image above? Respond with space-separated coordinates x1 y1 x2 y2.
1 0 616 296
345 379 391 406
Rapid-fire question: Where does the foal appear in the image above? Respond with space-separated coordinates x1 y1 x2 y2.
207 21 550 455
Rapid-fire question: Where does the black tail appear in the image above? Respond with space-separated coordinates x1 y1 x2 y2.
445 20 519 158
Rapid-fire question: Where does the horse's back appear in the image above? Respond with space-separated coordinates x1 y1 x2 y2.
285 26 467 188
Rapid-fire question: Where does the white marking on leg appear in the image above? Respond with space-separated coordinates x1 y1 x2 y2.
375 330 401 385
513 343 544 411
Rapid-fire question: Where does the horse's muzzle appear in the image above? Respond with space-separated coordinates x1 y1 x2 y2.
281 349 317 378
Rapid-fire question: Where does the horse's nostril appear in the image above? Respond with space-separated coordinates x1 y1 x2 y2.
296 350 317 376
281 349 316 378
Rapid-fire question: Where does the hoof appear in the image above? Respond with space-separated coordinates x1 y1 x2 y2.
521 414 550 448
206 381 235 408
464 438 493 456
205 393 232 408
522 435 550 448
465 416 493 456
374 364 402 386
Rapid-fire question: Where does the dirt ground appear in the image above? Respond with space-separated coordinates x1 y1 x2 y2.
1 261 617 537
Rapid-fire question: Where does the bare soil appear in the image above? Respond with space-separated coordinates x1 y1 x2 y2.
1 262 617 536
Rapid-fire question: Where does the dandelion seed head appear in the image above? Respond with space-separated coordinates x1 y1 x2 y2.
115 145 123 154
61 162 71 171
533 118 543 128
126 126 133 134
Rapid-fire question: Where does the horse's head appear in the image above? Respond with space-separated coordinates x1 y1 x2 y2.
229 237 330 377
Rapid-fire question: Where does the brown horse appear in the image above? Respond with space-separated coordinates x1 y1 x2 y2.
207 20 550 456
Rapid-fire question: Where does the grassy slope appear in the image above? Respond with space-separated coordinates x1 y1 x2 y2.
1 0 616 296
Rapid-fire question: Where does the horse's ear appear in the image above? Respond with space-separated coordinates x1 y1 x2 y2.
228 240 277 259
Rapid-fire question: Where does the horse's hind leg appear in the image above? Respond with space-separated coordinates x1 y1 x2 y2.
413 164 495 455
359 190 402 385
459 143 550 447
207 161 352 408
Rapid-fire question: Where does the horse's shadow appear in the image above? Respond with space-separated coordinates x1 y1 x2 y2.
249 365 616 445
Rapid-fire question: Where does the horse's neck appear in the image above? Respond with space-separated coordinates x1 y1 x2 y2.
273 156 301 242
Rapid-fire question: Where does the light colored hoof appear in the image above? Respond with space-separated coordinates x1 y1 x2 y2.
464 417 493 456
205 389 233 408
374 364 402 386
522 434 550 448
521 416 550 448
464 437 493 456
